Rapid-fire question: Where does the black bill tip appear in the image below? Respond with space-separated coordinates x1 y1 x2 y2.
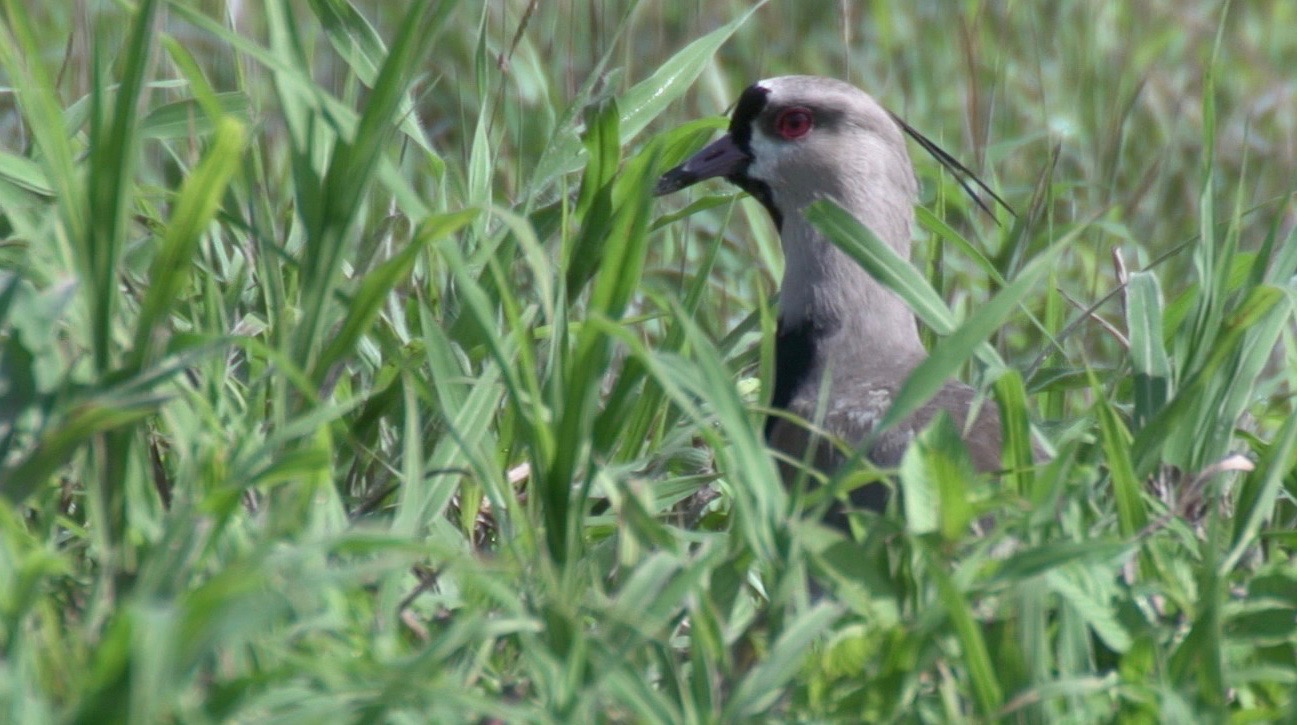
653 167 698 196
652 133 750 197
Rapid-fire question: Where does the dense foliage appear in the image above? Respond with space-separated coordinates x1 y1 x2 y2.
2 1 1295 721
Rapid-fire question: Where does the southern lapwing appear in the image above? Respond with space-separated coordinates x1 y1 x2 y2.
655 76 1007 528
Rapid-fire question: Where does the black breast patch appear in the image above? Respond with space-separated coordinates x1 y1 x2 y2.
766 317 818 438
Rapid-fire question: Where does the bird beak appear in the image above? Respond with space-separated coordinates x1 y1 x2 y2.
653 134 750 196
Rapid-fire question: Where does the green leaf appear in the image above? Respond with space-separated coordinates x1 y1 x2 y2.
1224 405 1297 572
131 116 247 367
289 0 449 379
927 546 1003 717
0 150 52 196
310 0 444 155
725 603 840 719
83 0 159 374
1089 368 1148 539
1048 567 1132 653
805 199 963 337
565 97 621 294
314 209 478 378
536 1 765 178
876 229 1062 437
3 402 157 504
994 369 1035 496
615 3 765 144
0 0 86 241
898 412 977 540
138 92 252 139
993 540 1132 582
1125 271 1171 430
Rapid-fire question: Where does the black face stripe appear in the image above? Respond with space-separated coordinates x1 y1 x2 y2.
726 84 783 230
729 84 769 147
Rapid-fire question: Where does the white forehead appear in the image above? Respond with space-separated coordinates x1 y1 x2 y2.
754 76 884 110
757 77 817 102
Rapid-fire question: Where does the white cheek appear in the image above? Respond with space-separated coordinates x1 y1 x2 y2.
746 132 791 184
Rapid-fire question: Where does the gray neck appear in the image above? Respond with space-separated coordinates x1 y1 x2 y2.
777 196 924 373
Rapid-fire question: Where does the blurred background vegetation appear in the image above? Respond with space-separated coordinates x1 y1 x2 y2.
1 0 1295 721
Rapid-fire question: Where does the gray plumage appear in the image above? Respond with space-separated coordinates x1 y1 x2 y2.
656 76 1003 524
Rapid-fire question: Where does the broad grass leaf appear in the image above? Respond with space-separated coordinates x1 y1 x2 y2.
616 2 765 144
1125 271 1171 430
535 1 765 179
898 412 976 540
138 92 252 139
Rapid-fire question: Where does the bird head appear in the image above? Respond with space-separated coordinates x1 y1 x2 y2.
654 76 918 239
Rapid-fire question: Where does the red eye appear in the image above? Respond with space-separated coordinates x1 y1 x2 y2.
775 107 814 139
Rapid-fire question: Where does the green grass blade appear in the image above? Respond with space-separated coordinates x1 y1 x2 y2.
1087 367 1148 539
615 2 766 144
806 199 962 336
994 369 1035 495
926 545 1004 718
131 117 246 366
313 209 477 377
725 604 840 719
1124 271 1172 430
876 233 1063 436
1223 404 1297 572
84 0 158 374
283 0 449 377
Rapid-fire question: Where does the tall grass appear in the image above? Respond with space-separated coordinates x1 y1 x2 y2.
1 1 1294 721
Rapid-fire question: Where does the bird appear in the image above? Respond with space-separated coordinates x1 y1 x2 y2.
654 76 1007 529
